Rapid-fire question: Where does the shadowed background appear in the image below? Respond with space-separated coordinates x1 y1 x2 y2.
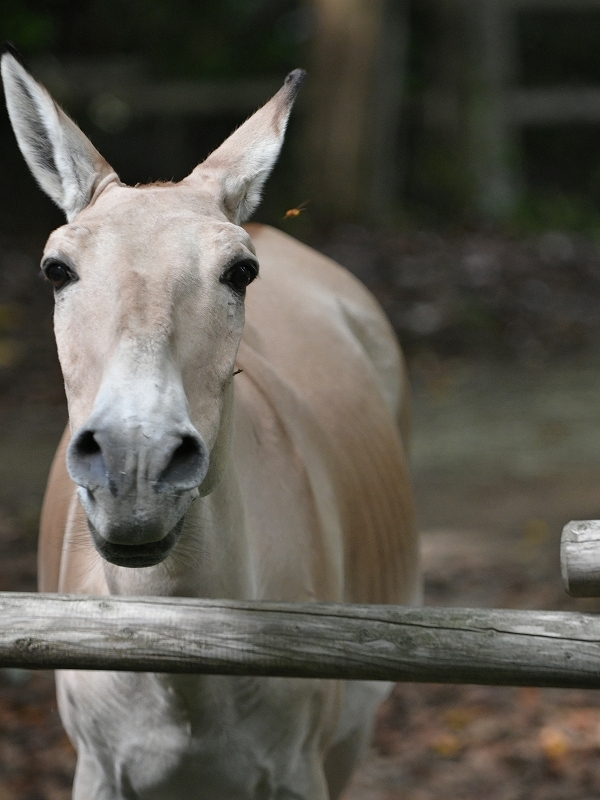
3 2 600 798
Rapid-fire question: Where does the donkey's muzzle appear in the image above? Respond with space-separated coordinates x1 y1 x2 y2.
66 422 208 555
67 426 208 496
87 514 186 568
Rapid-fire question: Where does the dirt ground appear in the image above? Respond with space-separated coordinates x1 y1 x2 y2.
2 229 600 797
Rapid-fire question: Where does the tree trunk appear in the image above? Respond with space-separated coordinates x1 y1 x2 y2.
301 0 409 225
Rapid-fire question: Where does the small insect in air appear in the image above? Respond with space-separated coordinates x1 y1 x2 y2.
283 200 309 220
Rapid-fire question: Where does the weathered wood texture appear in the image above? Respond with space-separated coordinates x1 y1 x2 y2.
510 0 600 8
0 593 600 688
507 88 600 124
561 520 600 597
425 0 600 220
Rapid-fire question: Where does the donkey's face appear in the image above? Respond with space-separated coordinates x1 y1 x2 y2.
1 52 304 567
46 185 255 433
45 186 257 566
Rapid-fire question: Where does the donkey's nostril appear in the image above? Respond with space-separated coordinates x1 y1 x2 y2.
158 434 207 490
76 430 101 456
67 425 207 495
67 428 108 490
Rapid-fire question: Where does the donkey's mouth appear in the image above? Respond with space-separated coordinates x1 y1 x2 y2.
87 516 185 568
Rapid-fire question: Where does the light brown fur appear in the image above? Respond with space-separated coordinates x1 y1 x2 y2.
40 223 418 605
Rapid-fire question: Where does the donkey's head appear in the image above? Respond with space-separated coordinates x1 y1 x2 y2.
2 52 304 567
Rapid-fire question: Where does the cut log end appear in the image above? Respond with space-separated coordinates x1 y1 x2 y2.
561 520 600 597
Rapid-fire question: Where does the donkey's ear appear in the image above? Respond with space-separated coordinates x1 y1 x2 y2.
187 69 306 224
1 52 117 221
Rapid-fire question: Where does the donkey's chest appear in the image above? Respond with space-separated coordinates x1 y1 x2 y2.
57 670 334 799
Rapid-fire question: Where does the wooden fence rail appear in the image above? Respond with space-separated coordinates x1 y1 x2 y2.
0 593 599 689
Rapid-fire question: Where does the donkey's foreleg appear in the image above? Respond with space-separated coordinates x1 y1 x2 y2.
71 752 118 800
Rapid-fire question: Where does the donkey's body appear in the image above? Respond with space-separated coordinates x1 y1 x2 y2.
2 52 419 799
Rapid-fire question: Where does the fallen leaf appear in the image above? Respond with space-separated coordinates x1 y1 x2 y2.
431 733 461 758
539 726 569 760
443 706 480 731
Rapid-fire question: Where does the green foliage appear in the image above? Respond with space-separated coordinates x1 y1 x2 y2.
453 304 499 338
0 0 306 79
518 10 600 87
508 192 600 238
0 3 55 51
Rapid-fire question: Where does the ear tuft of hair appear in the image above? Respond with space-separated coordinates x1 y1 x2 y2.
1 41 27 66
283 69 307 99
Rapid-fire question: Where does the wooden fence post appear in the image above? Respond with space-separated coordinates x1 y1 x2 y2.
561 520 600 597
466 0 521 220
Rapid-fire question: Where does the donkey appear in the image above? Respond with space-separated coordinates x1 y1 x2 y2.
2 51 420 800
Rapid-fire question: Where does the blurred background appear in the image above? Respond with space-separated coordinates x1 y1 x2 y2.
3 1 600 798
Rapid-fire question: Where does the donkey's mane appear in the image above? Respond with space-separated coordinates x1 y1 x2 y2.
135 180 176 189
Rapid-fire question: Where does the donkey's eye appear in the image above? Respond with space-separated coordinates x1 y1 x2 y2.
221 260 258 295
42 259 75 290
